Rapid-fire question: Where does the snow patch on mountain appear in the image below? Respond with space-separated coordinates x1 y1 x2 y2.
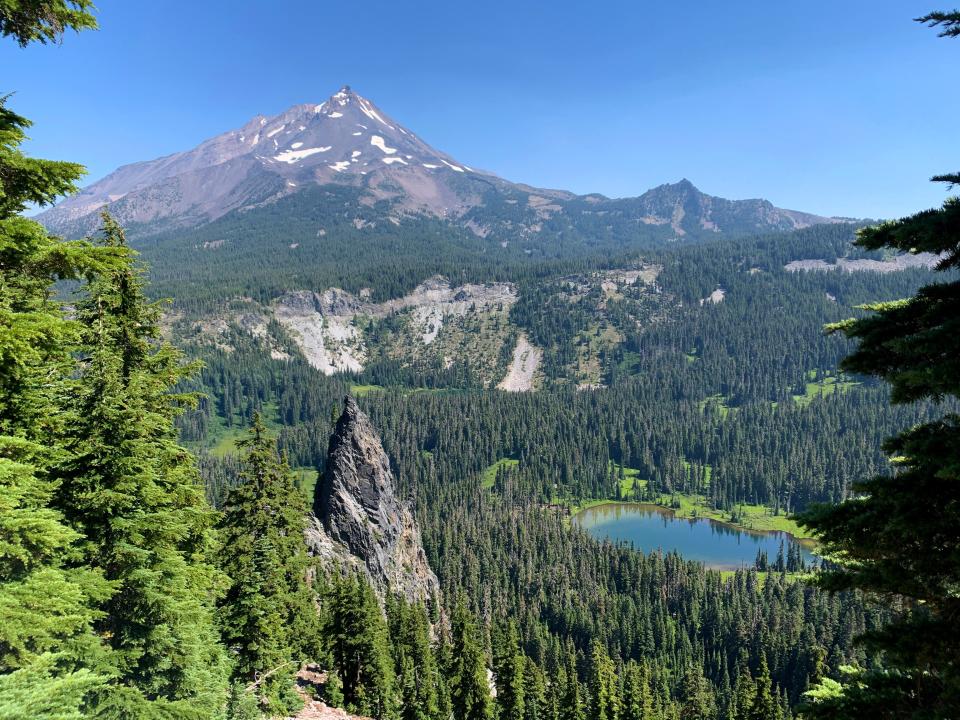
357 97 393 128
274 146 331 163
370 135 397 154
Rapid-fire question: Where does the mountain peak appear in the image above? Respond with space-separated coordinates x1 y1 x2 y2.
325 84 359 108
658 178 699 193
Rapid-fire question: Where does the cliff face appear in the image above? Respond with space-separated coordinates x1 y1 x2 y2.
306 396 440 605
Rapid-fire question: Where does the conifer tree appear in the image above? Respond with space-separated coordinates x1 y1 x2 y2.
621 660 655 720
749 656 778 720
521 660 548 720
218 413 321 714
54 215 229 718
799 12 960 718
434 634 454 720
450 598 493 720
0 0 96 46
0 15 120 713
560 644 584 720
324 573 396 719
494 621 526 720
387 594 440 720
324 668 344 708
588 641 620 720
679 664 715 720
733 653 756 720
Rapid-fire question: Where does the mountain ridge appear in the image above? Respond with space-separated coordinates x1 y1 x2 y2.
39 85 847 242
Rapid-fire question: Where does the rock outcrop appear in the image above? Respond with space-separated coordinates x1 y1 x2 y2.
306 396 440 605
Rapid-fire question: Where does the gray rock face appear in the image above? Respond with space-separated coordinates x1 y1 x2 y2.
306 396 440 605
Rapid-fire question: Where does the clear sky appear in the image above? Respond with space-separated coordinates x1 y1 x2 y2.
3 0 957 219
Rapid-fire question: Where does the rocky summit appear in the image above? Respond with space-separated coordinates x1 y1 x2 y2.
39 85 493 238
307 396 440 605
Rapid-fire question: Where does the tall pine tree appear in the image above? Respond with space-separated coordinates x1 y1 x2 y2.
800 12 960 717
494 621 526 720
217 413 321 715
449 598 493 720
54 214 229 718
0 6 120 715
0 96 117 720
386 594 441 720
323 573 397 719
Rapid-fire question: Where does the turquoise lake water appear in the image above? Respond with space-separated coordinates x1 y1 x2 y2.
573 503 816 570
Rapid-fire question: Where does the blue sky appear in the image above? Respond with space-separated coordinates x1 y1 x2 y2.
3 0 957 218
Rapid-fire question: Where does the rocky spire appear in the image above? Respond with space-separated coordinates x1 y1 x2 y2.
307 396 440 605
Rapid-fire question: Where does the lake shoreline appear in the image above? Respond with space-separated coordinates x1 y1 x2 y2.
570 501 820 568
566 495 819 546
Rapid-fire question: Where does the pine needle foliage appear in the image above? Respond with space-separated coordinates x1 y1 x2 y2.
800 13 960 718
0 91 118 719
53 215 229 719
217 413 320 716
0 0 96 46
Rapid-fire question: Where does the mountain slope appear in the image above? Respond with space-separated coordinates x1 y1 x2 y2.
40 86 842 242
41 86 505 237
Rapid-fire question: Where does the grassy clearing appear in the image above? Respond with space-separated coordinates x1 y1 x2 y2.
481 458 519 489
717 570 812 585
292 468 320 500
793 374 859 407
698 394 733 420
616 350 644 375
208 427 246 458
657 493 814 541
350 384 384 396
196 401 283 458
613 463 649 497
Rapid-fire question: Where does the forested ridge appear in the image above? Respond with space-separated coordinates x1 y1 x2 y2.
163 180 945 720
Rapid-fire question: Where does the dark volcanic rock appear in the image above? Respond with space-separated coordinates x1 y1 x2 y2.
306 396 440 605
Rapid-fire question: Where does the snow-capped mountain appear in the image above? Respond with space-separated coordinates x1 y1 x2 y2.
40 86 502 236
39 86 842 240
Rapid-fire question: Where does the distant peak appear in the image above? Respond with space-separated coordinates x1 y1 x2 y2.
643 179 701 197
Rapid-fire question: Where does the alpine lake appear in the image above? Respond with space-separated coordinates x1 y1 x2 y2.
572 503 816 571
